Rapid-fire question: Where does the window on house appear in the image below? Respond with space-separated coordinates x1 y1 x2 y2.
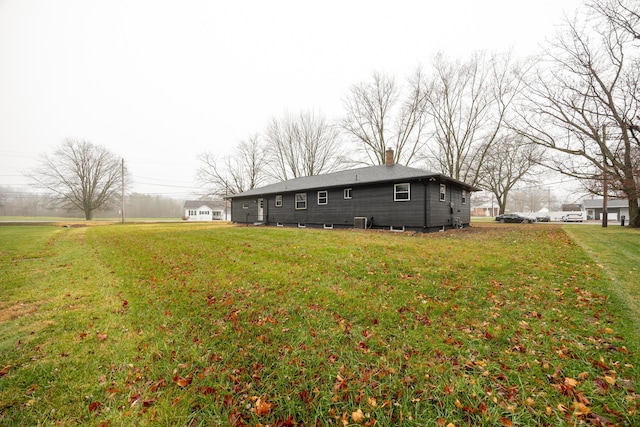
462 190 467 205
394 183 410 201
344 188 352 199
440 184 446 202
317 190 328 205
242 203 249 209
295 193 307 210
275 195 283 207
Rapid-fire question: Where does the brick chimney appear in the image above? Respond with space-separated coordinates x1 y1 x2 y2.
385 148 394 166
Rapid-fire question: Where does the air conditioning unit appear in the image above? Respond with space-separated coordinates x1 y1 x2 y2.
354 217 368 229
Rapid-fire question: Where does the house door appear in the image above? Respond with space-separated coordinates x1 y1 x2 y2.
257 198 264 222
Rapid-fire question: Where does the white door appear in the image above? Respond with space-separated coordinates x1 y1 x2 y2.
257 198 264 222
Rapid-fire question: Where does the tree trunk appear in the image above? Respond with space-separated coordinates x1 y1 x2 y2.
629 197 640 228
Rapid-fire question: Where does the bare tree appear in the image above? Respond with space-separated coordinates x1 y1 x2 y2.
264 110 344 181
589 0 640 40
341 70 429 166
30 139 125 220
516 4 640 227
424 51 526 187
478 136 542 215
197 134 266 196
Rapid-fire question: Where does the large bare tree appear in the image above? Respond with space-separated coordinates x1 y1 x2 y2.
264 110 344 181
341 70 429 166
516 1 640 227
424 51 526 187
478 135 542 215
30 139 125 220
197 134 266 196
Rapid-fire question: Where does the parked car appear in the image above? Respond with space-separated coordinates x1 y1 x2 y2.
495 214 535 223
536 215 551 222
562 214 584 222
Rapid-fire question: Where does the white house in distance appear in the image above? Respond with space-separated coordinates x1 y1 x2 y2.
183 200 227 221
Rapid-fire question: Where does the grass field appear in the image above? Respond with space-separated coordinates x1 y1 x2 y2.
1 222 638 426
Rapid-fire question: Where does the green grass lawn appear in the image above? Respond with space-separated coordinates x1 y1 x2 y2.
1 223 638 426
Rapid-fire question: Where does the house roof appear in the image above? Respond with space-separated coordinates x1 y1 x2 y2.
226 164 480 199
582 198 637 209
183 200 225 210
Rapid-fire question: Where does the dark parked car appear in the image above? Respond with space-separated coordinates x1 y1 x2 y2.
495 214 535 223
536 215 551 222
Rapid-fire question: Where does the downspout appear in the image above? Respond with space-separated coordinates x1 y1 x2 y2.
421 179 428 230
264 197 269 225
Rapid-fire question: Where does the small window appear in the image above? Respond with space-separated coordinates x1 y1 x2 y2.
295 193 307 210
394 183 410 201
298 223 306 228
462 190 467 205
324 224 334 229
344 188 352 199
276 222 283 227
242 203 249 209
440 184 446 202
275 195 283 207
317 190 328 205
390 225 405 232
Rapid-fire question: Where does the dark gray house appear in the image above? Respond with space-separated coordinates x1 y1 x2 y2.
226 152 479 232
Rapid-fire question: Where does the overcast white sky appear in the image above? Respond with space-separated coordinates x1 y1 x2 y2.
0 0 585 199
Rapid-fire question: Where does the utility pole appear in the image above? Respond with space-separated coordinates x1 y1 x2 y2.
121 158 125 224
602 125 608 228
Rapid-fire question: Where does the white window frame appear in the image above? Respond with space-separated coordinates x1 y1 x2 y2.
344 188 352 199
242 203 249 209
317 190 328 205
295 193 307 210
275 194 283 207
394 183 410 201
461 190 467 205
439 184 446 202
323 224 334 229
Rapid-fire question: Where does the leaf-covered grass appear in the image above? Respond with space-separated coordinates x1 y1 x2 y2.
1 223 638 426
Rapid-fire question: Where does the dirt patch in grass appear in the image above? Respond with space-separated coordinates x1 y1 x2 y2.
0 302 40 323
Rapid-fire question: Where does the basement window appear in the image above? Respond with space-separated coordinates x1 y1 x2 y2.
295 193 307 210
394 183 410 201
324 224 334 229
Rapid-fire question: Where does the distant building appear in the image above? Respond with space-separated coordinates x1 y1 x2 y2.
561 203 582 212
183 200 226 221
583 198 637 221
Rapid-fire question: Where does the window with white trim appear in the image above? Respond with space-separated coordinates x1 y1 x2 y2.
439 184 446 202
295 193 307 210
275 195 283 207
344 188 352 199
394 183 410 201
242 203 249 209
317 190 328 205
462 190 467 205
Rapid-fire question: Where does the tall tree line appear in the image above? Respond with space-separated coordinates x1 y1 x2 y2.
195 0 639 225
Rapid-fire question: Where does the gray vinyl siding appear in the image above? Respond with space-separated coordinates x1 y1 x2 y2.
230 180 472 231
